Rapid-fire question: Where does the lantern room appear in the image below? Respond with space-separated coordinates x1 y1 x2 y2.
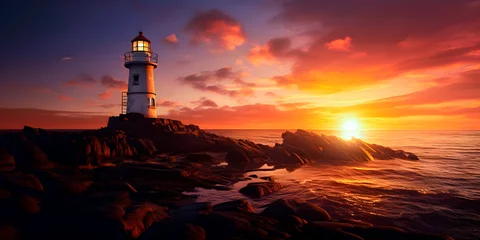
131 31 151 52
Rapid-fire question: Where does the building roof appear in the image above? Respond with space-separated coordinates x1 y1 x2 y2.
131 31 150 43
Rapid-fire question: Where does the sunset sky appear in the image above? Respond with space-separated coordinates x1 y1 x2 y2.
1 0 480 130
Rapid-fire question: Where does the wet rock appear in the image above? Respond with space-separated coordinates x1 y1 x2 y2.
122 202 169 238
213 199 255 213
262 198 331 223
239 181 283 198
260 176 275 182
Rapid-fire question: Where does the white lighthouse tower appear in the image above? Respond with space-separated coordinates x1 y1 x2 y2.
123 31 158 118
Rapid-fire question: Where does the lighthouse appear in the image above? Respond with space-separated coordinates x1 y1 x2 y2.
123 31 158 118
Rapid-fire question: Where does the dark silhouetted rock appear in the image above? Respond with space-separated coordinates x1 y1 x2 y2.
213 199 255 213
139 221 206 240
239 181 283 198
5 137 54 169
260 176 275 182
171 202 213 222
262 198 331 223
226 149 250 167
0 150 15 171
0 225 17 240
185 153 214 164
408 153 420 160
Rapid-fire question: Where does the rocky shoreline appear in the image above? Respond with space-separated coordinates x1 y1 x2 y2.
0 114 452 240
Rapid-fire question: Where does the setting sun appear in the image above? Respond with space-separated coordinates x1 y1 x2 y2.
341 118 361 139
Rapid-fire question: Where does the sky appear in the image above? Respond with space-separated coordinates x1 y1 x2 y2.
0 0 480 130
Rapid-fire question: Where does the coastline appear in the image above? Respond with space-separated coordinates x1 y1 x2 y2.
0 115 455 240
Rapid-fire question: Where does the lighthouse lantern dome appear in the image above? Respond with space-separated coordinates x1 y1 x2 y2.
131 31 151 52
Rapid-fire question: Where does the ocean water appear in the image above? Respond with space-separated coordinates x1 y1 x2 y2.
194 130 480 240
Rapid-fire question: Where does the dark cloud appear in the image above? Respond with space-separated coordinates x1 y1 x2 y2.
64 74 96 88
247 37 296 64
177 67 255 98
186 9 246 50
192 97 219 109
100 75 128 90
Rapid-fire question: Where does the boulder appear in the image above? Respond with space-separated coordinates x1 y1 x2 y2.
0 172 44 192
213 199 255 213
6 138 53 169
239 181 283 198
0 150 15 171
122 202 169 238
226 149 250 167
262 198 331 223
407 153 420 160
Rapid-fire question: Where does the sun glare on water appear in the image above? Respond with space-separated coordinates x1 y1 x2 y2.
341 118 361 140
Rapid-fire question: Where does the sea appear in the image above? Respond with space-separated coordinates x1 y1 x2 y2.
194 129 480 240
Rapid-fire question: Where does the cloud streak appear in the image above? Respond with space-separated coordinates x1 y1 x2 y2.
177 67 255 98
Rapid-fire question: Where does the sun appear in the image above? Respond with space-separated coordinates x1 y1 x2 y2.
341 118 361 139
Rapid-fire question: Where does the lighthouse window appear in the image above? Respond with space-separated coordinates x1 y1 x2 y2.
148 98 156 108
132 41 150 52
133 74 139 85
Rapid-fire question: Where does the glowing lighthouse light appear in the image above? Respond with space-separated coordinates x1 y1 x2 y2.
123 31 158 118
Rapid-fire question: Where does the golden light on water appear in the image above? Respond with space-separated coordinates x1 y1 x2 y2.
341 118 362 140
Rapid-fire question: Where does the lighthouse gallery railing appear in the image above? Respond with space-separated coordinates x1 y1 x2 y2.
124 51 158 64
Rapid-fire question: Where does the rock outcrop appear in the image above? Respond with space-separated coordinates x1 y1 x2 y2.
272 130 419 164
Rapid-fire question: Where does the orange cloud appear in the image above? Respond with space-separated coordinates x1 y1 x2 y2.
263 0 480 94
164 34 178 45
57 95 75 101
247 38 292 64
157 100 181 107
324 36 352 51
98 90 111 100
186 9 246 50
